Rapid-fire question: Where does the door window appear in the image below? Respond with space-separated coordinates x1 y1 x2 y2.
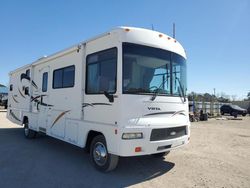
42 72 48 92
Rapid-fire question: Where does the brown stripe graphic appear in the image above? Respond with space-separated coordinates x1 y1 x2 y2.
31 95 41 102
12 95 19 103
18 88 25 98
10 110 21 122
51 110 70 128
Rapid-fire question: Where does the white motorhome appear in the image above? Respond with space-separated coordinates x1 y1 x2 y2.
7 26 190 172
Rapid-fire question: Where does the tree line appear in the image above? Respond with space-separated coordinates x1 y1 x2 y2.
188 91 250 102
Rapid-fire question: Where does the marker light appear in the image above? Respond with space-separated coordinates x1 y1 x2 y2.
159 34 163 38
135 147 142 152
124 28 130 32
122 132 143 139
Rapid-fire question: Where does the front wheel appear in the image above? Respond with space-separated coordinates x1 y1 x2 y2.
152 151 170 158
90 135 119 172
23 119 36 139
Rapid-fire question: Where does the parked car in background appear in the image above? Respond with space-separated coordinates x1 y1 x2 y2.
247 106 250 115
220 104 247 117
0 100 8 109
0 85 8 109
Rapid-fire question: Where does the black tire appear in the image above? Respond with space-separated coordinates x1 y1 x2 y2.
23 119 36 139
231 112 237 118
242 113 246 117
90 135 119 172
152 151 170 158
221 111 224 115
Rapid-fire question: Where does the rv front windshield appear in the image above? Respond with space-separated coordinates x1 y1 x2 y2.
122 43 187 96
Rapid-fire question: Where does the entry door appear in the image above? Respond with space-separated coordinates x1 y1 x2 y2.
37 66 50 132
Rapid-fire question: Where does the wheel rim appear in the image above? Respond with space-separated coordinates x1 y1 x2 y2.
93 142 107 166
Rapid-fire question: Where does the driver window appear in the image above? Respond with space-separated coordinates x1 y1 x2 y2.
86 48 117 94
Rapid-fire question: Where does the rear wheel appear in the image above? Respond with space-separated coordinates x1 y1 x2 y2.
242 113 246 117
90 135 119 172
23 119 36 139
152 151 170 158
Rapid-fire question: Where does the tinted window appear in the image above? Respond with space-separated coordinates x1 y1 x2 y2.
86 48 117 94
42 72 48 92
63 66 75 87
53 65 75 89
53 69 63 88
26 69 30 77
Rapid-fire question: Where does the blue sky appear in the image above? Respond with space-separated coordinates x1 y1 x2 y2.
0 0 249 99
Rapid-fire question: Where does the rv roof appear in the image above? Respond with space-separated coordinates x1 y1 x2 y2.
9 26 186 74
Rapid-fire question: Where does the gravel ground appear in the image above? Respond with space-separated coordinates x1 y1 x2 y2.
0 112 250 188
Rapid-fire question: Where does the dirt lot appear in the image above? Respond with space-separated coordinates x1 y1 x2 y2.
0 111 250 188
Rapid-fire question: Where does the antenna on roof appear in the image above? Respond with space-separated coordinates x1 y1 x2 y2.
173 22 176 38
151 24 154 31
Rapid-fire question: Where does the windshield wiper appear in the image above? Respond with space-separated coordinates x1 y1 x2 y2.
175 77 186 102
151 76 169 101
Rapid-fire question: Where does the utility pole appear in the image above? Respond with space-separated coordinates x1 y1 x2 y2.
173 23 176 38
151 24 154 31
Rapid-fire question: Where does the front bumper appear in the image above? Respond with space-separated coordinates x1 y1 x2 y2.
117 125 190 157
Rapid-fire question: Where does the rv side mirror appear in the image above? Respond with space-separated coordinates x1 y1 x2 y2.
24 87 29 95
104 91 114 103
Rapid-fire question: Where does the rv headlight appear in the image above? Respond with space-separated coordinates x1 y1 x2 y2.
122 132 143 139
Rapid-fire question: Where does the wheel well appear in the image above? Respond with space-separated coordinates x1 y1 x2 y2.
22 116 28 125
85 131 103 153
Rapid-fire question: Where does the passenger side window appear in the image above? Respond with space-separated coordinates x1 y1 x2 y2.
86 48 117 94
42 72 48 92
53 65 75 89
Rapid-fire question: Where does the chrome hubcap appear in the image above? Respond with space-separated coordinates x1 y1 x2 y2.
93 142 107 166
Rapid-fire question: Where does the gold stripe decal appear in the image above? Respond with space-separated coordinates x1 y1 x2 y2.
51 110 70 128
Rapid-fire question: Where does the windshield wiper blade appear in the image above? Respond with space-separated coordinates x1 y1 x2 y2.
151 76 169 101
151 89 159 101
175 77 186 102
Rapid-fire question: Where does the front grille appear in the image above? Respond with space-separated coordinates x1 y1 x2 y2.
150 126 187 141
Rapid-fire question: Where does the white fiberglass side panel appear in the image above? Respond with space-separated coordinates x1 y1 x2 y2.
83 32 121 126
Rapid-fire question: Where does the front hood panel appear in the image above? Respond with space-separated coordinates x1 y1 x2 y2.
120 95 189 128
